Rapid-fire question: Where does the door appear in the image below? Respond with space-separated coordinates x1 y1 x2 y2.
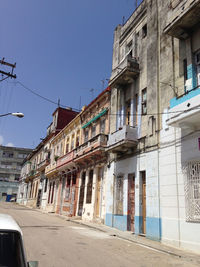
96 169 101 217
60 177 66 214
142 172 146 234
78 172 86 216
36 189 42 207
127 174 135 231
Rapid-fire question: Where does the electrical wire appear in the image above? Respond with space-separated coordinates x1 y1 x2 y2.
8 80 200 117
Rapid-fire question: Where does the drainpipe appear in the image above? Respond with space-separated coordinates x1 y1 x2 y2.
172 36 181 247
112 160 116 228
156 0 161 240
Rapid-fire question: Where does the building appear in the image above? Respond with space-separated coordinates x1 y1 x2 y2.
0 145 32 201
160 0 200 253
105 0 200 253
106 0 162 239
52 109 83 216
75 87 110 222
18 107 78 209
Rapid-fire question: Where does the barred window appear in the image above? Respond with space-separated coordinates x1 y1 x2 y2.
184 161 200 222
114 175 124 215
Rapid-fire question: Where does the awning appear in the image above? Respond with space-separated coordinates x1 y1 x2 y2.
82 108 108 129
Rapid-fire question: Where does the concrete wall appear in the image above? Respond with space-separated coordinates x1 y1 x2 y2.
105 150 161 240
160 122 200 253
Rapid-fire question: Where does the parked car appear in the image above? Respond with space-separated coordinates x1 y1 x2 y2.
0 213 38 267
10 197 17 202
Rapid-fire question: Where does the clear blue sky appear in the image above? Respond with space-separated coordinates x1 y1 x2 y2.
0 0 141 149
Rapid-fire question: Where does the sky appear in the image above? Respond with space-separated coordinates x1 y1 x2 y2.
0 0 141 149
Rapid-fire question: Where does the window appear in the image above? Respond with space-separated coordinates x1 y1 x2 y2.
84 129 89 142
86 170 93 203
195 51 200 87
142 88 147 115
183 59 188 91
71 135 75 150
44 178 48 193
142 24 147 38
185 161 200 222
2 151 14 158
65 176 71 201
126 100 131 125
0 231 26 267
15 174 20 181
0 173 9 182
126 41 132 57
1 162 12 169
91 125 96 138
66 140 69 153
100 118 106 133
135 94 138 125
114 175 124 215
18 153 27 159
76 135 80 147
51 181 55 204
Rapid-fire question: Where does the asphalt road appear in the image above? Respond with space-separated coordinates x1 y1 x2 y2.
0 202 198 267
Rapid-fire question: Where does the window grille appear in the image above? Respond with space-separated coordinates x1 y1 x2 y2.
184 161 200 222
114 175 124 215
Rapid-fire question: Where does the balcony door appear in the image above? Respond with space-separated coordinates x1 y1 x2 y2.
127 173 135 231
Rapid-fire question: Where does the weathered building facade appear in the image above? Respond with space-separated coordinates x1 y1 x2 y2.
75 87 110 222
0 145 32 202
106 0 162 240
17 0 200 254
160 0 200 253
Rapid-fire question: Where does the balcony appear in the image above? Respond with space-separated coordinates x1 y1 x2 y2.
37 158 50 171
25 169 38 182
167 87 200 129
45 161 57 177
107 125 138 153
74 134 108 164
164 0 200 39
57 151 74 170
109 55 139 87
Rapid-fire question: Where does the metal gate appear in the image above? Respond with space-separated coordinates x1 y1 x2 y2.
184 161 200 222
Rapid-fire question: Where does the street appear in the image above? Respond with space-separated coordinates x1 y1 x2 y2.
0 202 199 267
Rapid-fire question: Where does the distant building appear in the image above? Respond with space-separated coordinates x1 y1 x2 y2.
0 146 32 201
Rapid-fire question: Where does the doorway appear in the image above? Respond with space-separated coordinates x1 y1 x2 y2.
78 172 86 216
127 173 135 231
141 171 146 234
96 167 104 218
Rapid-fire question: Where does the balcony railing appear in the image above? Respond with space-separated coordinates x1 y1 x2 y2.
164 0 200 39
74 133 108 159
109 55 139 87
107 125 138 153
57 151 74 168
167 86 200 129
37 158 50 171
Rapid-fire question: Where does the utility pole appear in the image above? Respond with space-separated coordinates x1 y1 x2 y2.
0 58 17 81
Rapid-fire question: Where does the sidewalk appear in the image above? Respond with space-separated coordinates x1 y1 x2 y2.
59 215 200 266
22 204 200 266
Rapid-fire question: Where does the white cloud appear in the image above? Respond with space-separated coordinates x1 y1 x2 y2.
6 142 14 147
0 135 3 145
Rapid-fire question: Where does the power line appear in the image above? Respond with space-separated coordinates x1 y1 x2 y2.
9 80 200 117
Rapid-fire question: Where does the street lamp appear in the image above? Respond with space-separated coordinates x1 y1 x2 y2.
0 112 24 118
